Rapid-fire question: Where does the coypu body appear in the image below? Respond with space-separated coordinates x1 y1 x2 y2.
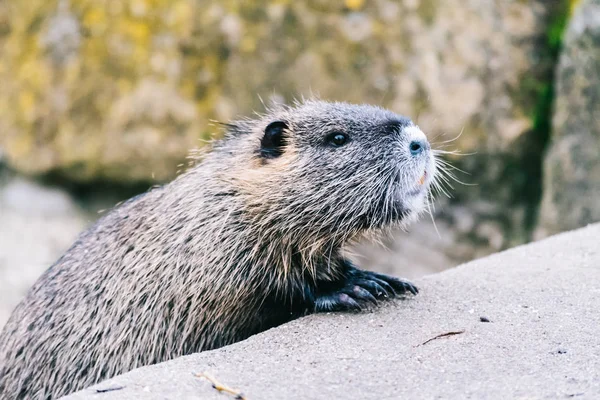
0 101 436 399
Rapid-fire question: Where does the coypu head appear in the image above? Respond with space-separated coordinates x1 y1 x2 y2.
220 100 437 251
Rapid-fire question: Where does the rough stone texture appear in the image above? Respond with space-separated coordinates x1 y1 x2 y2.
0 0 557 184
63 224 600 400
537 0 600 238
0 168 91 326
0 0 567 269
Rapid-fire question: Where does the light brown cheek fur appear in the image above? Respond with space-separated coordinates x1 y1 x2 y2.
225 148 299 200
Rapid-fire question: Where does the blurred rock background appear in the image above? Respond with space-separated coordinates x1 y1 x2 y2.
1 0 598 326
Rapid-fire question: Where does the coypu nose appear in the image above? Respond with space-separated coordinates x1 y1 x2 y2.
409 140 427 156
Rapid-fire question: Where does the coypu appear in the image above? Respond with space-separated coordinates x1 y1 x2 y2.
0 100 437 399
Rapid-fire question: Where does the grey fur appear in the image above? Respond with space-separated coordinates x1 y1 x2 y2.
0 100 436 399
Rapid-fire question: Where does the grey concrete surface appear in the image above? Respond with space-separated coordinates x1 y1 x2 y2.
64 224 600 400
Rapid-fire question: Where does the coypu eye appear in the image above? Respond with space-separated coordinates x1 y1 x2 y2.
261 120 288 158
327 132 349 147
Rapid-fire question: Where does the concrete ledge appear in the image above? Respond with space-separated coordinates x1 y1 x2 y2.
63 224 600 399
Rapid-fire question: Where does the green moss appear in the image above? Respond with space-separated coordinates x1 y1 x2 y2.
535 1 577 130
521 0 575 231
417 0 437 25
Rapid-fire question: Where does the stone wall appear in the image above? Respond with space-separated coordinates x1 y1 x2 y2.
537 0 600 238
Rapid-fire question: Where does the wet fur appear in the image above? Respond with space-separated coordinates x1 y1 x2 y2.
0 101 435 399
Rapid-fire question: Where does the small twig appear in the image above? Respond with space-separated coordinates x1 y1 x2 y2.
417 330 465 346
194 372 247 400
95 385 125 393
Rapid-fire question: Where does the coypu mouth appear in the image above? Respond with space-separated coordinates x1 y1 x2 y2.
418 171 427 186
405 169 431 197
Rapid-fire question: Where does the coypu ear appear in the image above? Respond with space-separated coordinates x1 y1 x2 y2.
260 120 288 158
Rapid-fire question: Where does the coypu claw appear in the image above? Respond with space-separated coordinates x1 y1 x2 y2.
362 270 419 296
313 266 418 313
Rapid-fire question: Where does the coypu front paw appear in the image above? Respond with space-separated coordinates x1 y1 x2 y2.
313 268 418 313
